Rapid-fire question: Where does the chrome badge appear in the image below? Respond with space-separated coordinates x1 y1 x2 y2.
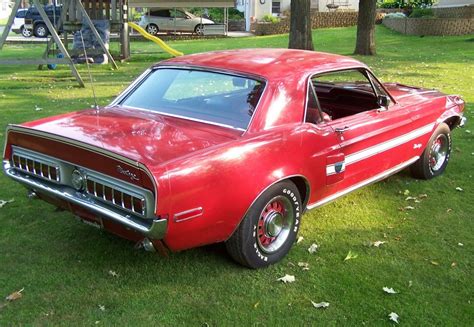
117 165 139 181
71 169 85 191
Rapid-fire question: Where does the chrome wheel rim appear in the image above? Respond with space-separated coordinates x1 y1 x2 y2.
22 28 31 37
429 134 448 172
147 25 157 35
257 196 294 254
195 25 203 35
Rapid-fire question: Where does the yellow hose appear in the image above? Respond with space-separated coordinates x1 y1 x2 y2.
129 22 184 57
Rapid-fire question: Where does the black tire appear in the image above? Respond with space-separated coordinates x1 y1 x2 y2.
410 123 451 180
225 181 302 269
146 24 159 35
21 26 32 38
34 23 48 38
194 24 204 35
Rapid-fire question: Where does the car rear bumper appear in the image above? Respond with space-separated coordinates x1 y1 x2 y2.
2 159 167 239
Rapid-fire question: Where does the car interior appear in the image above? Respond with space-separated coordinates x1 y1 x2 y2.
306 69 386 124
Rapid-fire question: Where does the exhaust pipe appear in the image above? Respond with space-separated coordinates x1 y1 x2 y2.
140 238 156 252
27 189 38 199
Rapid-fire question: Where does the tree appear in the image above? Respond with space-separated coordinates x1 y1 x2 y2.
354 0 377 55
289 0 314 51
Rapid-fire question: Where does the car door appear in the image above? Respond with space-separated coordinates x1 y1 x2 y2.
307 69 417 206
151 9 171 31
170 9 189 32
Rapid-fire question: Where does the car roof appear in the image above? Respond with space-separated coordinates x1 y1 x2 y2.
159 48 368 80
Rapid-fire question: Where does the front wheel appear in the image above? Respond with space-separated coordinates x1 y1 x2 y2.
225 181 302 268
410 123 452 180
194 24 204 36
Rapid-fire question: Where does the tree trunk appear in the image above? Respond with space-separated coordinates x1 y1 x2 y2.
354 0 377 55
289 0 314 51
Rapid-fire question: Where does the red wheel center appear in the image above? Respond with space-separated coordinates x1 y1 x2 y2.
258 201 284 246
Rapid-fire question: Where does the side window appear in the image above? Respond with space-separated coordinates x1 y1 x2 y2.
305 83 322 124
152 10 170 18
16 10 26 18
312 69 379 121
171 10 186 19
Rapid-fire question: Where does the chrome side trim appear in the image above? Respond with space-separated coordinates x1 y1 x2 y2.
2 160 167 239
307 156 419 210
173 207 203 223
4 125 158 202
397 90 438 99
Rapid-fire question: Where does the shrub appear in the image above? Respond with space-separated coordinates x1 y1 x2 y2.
409 8 434 17
261 14 281 24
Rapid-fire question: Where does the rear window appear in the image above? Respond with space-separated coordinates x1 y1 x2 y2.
121 68 265 130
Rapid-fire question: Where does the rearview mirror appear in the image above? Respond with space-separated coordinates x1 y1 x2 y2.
378 95 390 107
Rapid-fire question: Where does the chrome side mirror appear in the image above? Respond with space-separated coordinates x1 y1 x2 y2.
378 95 390 107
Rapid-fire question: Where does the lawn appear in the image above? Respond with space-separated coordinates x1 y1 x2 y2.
0 26 473 325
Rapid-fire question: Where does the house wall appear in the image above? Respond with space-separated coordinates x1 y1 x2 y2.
435 0 474 8
0 0 12 19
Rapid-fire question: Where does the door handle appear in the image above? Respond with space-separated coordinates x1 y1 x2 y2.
335 126 350 134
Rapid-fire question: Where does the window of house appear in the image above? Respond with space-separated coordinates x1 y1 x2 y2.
272 1 281 14
309 69 380 121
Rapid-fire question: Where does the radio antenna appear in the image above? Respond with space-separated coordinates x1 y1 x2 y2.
79 30 99 111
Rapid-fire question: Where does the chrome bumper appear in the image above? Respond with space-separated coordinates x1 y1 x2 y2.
2 160 167 239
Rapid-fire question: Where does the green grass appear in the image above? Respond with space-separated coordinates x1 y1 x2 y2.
0 26 473 325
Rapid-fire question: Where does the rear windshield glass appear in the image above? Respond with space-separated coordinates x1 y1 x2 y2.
121 68 265 130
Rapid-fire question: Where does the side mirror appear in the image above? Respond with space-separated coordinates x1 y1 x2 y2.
378 95 390 107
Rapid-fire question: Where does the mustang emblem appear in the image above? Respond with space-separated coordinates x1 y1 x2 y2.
116 165 139 181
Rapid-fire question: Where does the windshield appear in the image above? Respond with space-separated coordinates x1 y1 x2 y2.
121 68 265 130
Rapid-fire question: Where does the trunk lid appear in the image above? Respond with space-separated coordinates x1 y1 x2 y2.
20 106 241 168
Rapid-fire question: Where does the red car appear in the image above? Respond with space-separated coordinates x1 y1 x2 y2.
2 49 466 268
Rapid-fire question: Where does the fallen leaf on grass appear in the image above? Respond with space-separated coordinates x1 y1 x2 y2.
383 287 398 294
465 129 471 134
0 199 14 208
277 274 295 283
389 312 399 324
34 105 42 111
455 187 464 192
344 250 358 261
108 270 119 278
451 262 457 267
311 301 330 309
430 261 439 266
405 196 417 201
254 302 259 308
446 208 453 213
296 236 304 244
298 262 310 270
98 305 105 311
5 288 24 301
403 189 410 196
308 243 319 254
458 242 464 247
418 193 428 199
394 236 402 241
404 206 415 211
372 241 386 247
408 280 413 288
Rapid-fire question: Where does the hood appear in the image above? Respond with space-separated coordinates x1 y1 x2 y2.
21 106 241 168
384 83 447 105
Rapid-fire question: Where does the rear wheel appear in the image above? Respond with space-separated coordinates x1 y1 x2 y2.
34 23 48 38
146 24 159 35
225 181 302 268
410 123 451 180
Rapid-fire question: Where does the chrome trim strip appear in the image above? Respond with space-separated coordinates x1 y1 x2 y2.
307 156 419 210
108 69 152 107
173 207 203 223
2 160 167 239
4 126 158 203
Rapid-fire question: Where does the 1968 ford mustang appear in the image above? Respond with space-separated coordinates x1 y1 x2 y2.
2 49 466 268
